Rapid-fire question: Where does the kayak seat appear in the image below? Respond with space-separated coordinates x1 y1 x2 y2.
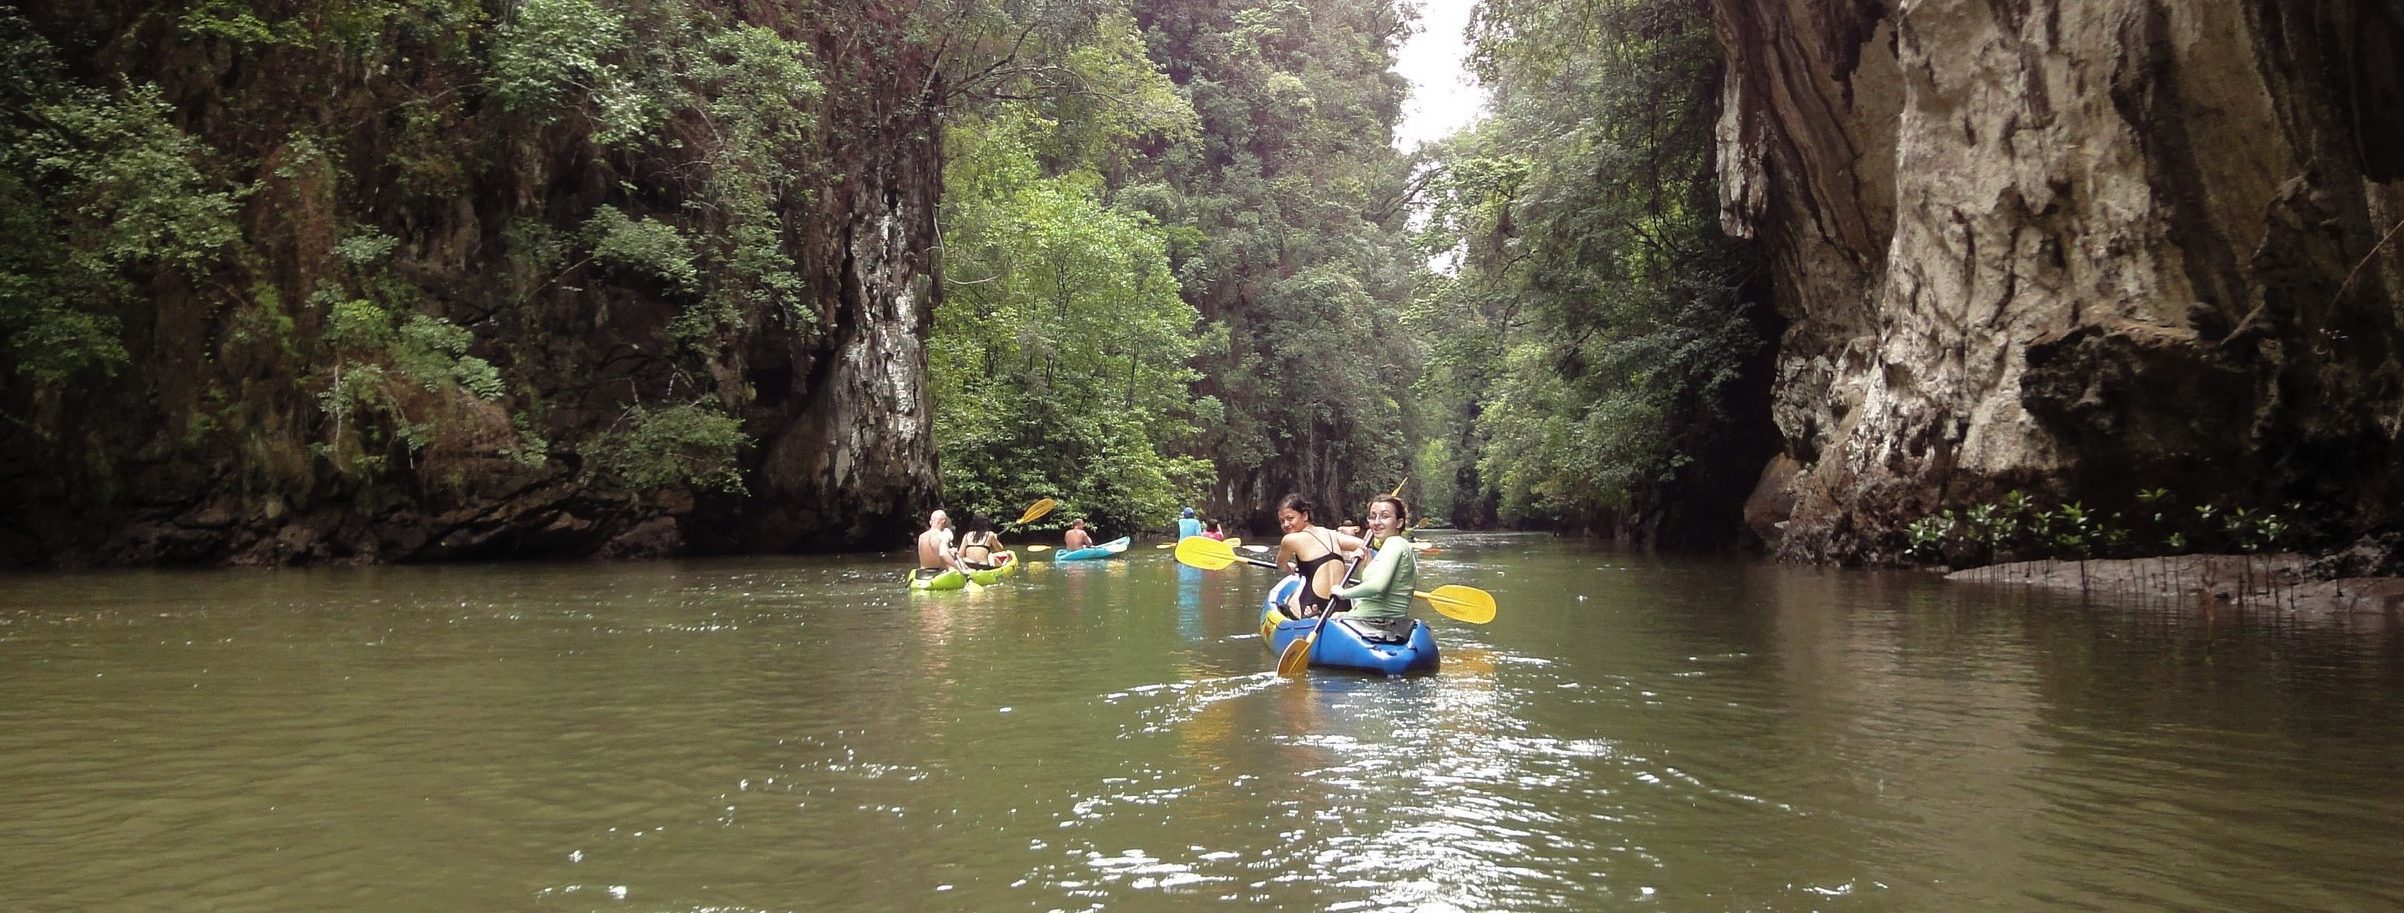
1340 616 1415 645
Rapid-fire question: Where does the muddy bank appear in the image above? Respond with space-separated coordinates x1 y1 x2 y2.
1944 554 2404 622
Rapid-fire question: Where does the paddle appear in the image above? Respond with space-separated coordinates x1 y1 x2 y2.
1013 498 1058 527
1175 535 1279 570
1417 584 1495 624
1159 536 1241 549
972 498 1059 563
1177 536 1494 624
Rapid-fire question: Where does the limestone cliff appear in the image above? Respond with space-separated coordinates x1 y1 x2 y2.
1713 0 2404 562
0 2 942 566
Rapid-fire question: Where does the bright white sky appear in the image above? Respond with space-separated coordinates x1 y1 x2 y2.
1390 0 1487 150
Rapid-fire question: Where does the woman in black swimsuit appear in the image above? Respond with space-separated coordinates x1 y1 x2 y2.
958 517 1000 568
1270 493 1366 618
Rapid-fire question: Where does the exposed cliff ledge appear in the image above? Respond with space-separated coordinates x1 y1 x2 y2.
0 2 941 566
1712 0 2404 563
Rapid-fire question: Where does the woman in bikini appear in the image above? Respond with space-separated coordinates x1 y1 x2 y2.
958 517 1009 569
1270 493 1366 619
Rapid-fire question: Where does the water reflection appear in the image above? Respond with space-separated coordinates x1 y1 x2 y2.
1177 565 1203 641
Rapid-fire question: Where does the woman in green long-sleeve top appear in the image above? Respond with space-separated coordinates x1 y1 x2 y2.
1333 495 1416 634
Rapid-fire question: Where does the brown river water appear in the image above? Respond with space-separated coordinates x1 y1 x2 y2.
4 532 2400 912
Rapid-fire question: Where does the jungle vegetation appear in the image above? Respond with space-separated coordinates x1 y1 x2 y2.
2 0 1769 552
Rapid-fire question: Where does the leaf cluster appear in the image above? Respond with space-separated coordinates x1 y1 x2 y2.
581 402 750 495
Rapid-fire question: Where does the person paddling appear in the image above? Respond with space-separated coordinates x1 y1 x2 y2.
1270 494 1365 619
1064 518 1095 551
1332 495 1419 640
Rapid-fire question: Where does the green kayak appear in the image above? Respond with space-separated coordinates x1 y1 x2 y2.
908 567 967 591
964 552 1019 586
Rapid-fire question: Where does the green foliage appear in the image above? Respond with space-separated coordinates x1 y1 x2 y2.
917 0 1246 529
333 229 400 266
1 14 242 383
312 257 508 472
2 1 873 525
583 206 698 292
675 22 822 336
504 414 551 469
1105 0 1421 514
178 0 311 48
1410 0 1757 529
933 100 1213 530
505 9 828 346
325 296 397 352
1899 490 2304 567
582 402 750 494
396 315 506 399
487 0 630 116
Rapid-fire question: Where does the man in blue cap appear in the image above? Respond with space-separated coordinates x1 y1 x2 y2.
1176 507 1202 541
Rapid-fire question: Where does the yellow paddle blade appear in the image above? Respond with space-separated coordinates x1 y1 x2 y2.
1276 634 1314 677
1025 544 1052 553
1388 478 1406 498
1416 585 1496 624
1173 535 1240 570
1016 498 1058 526
1164 537 1240 549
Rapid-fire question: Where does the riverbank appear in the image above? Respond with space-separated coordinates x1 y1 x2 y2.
1945 554 2404 621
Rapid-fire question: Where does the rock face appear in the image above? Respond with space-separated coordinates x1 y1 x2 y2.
1712 0 2404 562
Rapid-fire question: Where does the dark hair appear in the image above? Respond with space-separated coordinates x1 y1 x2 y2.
1206 520 1221 532
1277 493 1315 517
970 517 991 533
1369 495 1409 526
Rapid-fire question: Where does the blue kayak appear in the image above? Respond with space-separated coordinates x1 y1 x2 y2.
1054 535 1130 561
1259 574 1439 675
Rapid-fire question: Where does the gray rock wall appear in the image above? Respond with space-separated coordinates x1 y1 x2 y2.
1714 0 2404 561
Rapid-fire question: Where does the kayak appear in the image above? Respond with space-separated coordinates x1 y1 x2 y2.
1259 574 1439 675
908 567 967 591
1054 535 1131 561
964 551 1018 586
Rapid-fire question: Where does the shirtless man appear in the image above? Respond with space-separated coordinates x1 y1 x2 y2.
917 510 965 572
1063 518 1095 551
